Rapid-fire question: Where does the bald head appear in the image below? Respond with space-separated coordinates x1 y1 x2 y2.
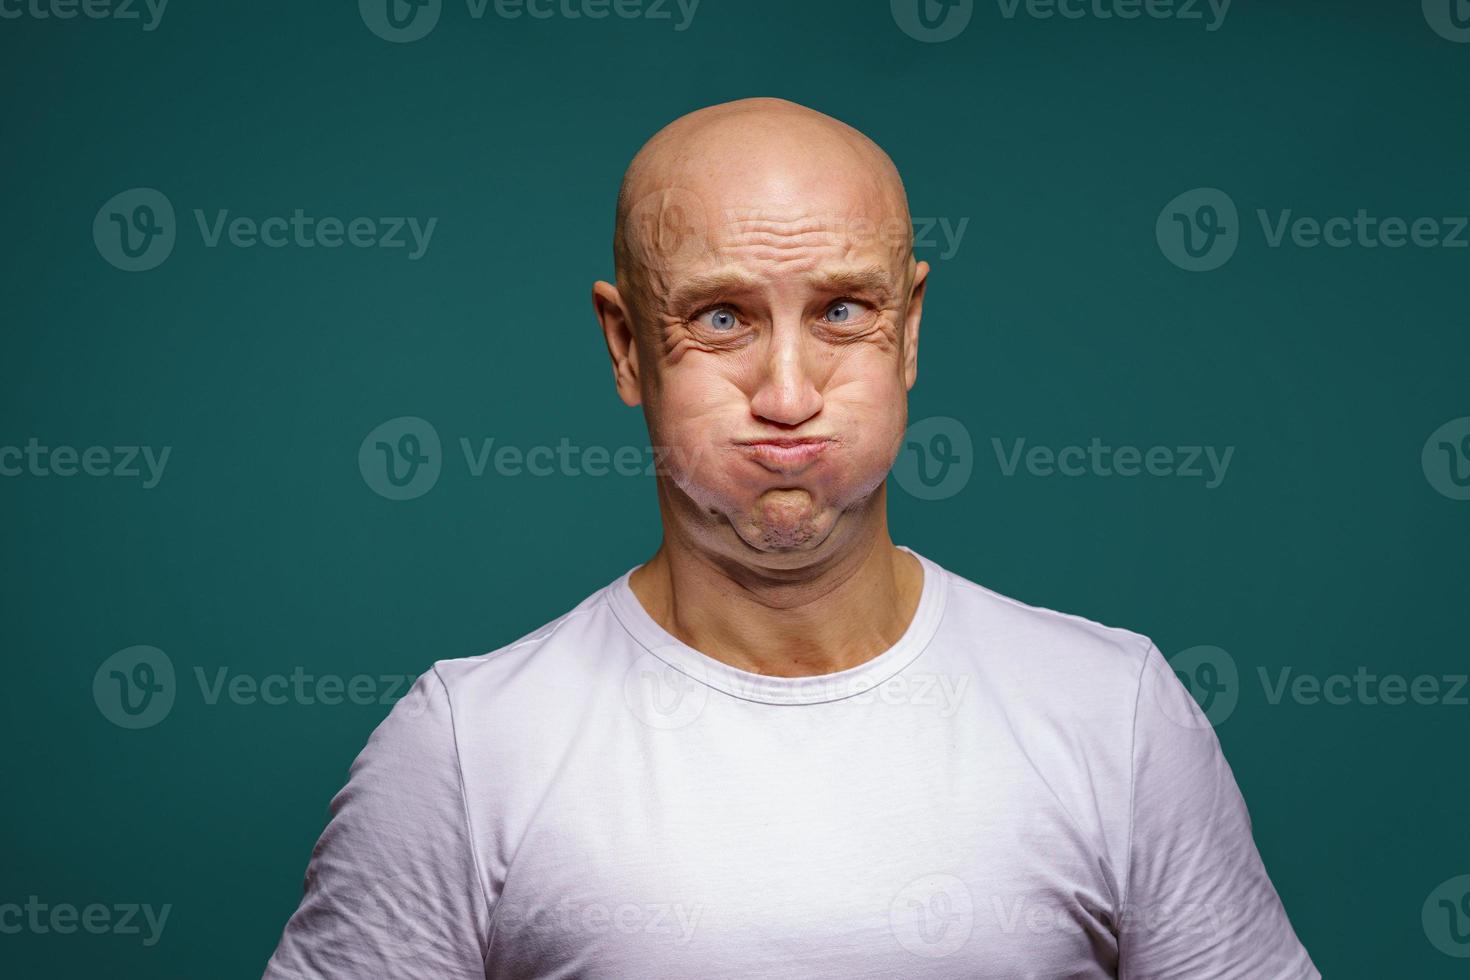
591 98 930 562
612 98 914 298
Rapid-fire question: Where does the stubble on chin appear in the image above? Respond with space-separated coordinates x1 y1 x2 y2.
737 487 827 551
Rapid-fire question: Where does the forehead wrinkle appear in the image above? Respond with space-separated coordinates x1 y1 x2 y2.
719 228 842 258
716 245 838 275
613 99 913 293
725 223 840 248
721 207 897 245
712 216 901 275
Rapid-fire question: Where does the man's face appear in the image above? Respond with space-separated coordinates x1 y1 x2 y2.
624 175 926 555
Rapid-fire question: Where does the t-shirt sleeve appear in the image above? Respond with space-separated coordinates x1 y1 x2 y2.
1118 643 1319 979
262 666 490 980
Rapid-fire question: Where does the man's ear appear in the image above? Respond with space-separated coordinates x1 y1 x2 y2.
592 280 643 407
902 260 929 392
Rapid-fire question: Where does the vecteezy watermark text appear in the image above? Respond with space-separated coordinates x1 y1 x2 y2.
1158 188 1469 272
359 0 700 42
0 0 168 30
194 666 415 707
93 645 422 729
624 650 973 732
626 196 971 265
891 419 1233 500
891 0 1230 44
358 416 711 500
1259 666 1469 707
1162 645 1470 731
193 210 436 258
0 439 170 488
992 437 1234 489
995 0 1230 30
94 188 436 271
494 898 704 945
0 897 170 947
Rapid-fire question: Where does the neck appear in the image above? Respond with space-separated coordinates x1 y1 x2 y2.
627 490 925 677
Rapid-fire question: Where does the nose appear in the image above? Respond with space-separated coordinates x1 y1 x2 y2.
747 322 824 428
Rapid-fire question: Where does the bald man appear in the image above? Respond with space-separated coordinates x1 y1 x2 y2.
263 99 1318 979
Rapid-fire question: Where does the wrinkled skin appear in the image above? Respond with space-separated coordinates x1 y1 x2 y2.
592 97 929 674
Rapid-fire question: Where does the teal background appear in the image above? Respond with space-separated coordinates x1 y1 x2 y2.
2 0 1466 975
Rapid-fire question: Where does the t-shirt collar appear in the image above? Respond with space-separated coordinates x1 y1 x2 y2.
606 545 948 706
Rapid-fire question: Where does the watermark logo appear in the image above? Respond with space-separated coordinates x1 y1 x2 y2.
359 416 443 500
360 0 442 42
95 190 436 269
623 649 710 730
358 419 715 498
94 188 175 272
625 186 712 268
1424 875 1470 958
93 647 424 727
1422 416 1470 500
893 416 974 500
1154 648 1468 720
891 873 974 958
1157 187 1238 272
891 0 974 43
1160 190 1469 270
93 645 176 730
1162 644 1239 728
1424 0 1470 42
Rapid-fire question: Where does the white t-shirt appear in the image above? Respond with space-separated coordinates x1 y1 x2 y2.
263 546 1319 979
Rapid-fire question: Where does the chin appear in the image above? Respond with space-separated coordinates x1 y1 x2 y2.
673 457 886 554
737 488 833 552
734 519 834 554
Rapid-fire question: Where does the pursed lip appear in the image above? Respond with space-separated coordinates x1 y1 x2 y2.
734 436 836 470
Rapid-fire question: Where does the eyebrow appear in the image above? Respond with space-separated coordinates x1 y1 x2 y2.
665 264 896 313
806 265 896 298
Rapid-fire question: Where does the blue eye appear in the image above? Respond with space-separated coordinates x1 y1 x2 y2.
697 307 740 332
824 300 869 324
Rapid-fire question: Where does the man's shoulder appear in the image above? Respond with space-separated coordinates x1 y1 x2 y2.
431 579 625 685
925 556 1169 757
409 575 652 733
932 557 1158 684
